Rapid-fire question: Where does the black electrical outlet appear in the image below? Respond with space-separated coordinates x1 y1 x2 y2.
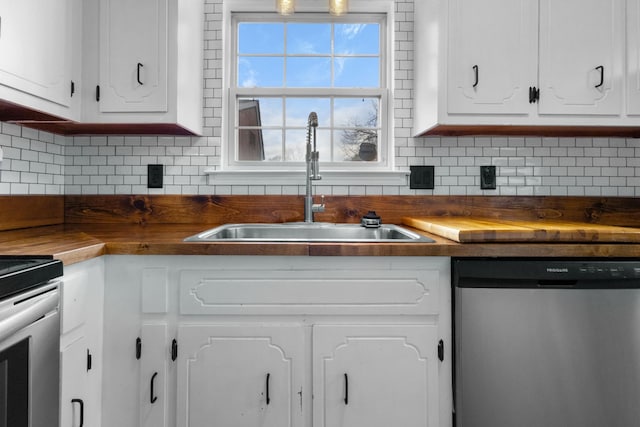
480 165 496 190
148 164 163 188
410 165 434 189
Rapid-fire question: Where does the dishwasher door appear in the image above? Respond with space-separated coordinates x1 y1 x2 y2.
454 258 640 427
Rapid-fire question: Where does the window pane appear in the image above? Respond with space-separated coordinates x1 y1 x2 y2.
334 98 379 128
238 98 282 127
335 23 380 55
238 57 284 87
334 58 379 87
286 23 331 54
238 129 266 160
262 130 285 161
335 129 379 162
238 23 284 54
284 129 331 162
286 57 331 87
284 129 306 161
315 129 332 160
286 98 331 127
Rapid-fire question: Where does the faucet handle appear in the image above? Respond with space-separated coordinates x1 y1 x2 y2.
312 195 326 213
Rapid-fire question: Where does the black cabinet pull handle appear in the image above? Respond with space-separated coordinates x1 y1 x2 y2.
70 80 75 97
150 372 158 404
472 65 479 88
71 398 84 427
266 373 271 405
137 62 144 85
438 339 444 362
136 337 142 360
595 65 604 88
96 85 100 102
529 86 540 104
344 373 349 405
172 339 178 361
87 349 92 371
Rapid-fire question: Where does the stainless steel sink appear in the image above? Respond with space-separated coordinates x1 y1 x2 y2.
184 223 435 243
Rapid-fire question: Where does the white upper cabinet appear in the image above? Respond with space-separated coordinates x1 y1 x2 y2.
99 0 168 113
82 0 203 134
627 0 640 115
447 0 537 115
0 0 81 120
415 0 631 136
538 0 624 115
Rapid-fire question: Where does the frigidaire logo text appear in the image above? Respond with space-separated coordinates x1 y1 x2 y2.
546 268 569 273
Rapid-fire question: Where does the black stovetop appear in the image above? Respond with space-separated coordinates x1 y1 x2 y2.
0 256 63 300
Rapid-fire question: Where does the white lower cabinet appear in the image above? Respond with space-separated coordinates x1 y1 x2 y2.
140 323 169 427
60 336 88 427
59 257 105 427
102 255 452 427
313 325 439 427
177 325 306 427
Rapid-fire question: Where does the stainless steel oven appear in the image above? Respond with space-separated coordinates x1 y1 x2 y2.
0 257 63 427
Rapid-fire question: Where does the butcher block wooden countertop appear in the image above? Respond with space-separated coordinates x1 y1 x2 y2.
3 195 640 265
2 222 640 266
402 217 640 243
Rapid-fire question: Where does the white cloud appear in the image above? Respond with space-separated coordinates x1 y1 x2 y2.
340 24 366 39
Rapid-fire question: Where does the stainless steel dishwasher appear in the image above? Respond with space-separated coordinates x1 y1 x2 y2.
453 258 640 427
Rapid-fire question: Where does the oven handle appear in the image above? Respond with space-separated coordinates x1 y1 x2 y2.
0 291 58 344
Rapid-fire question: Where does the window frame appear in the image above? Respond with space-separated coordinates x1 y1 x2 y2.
221 1 395 174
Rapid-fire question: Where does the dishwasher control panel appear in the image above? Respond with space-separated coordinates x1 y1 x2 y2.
454 258 640 288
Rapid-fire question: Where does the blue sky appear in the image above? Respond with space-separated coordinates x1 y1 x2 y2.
238 22 380 88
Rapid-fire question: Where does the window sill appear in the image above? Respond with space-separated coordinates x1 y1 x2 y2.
204 168 410 186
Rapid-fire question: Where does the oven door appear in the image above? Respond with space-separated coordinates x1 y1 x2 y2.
0 284 60 427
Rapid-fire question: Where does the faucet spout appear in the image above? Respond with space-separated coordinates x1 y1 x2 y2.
308 111 318 127
304 111 324 222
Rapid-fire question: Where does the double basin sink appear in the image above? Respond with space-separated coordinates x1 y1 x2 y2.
184 223 435 243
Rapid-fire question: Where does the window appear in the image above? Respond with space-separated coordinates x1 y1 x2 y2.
226 12 389 171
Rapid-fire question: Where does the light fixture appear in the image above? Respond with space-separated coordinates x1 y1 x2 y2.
276 0 295 15
329 0 349 16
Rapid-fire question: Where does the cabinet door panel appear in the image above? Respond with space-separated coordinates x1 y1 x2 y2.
0 0 72 106
100 0 168 112
60 336 87 427
539 0 623 115
60 268 89 334
177 325 306 427
447 0 536 114
628 0 640 115
140 323 168 427
313 325 439 427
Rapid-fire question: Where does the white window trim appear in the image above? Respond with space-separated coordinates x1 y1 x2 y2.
204 168 410 187
216 0 399 184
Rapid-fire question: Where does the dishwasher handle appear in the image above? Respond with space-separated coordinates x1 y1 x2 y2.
0 291 58 343
537 280 578 288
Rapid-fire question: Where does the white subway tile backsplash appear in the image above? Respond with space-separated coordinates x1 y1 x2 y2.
0 0 638 197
